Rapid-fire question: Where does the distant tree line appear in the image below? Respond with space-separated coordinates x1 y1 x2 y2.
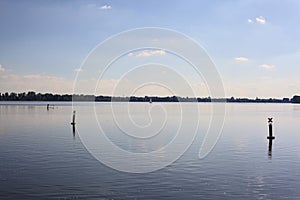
292 95 300 103
0 91 297 103
0 92 73 101
226 96 291 103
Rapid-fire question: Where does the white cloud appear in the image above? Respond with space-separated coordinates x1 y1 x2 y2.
0 64 5 72
100 5 112 10
247 16 267 25
0 73 73 93
136 50 166 57
224 77 300 98
127 52 134 57
0 70 206 97
260 76 272 80
235 57 249 62
256 16 266 24
75 68 83 72
259 64 274 69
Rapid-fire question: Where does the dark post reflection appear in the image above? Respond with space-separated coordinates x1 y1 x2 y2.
268 139 273 159
71 110 76 139
72 124 76 139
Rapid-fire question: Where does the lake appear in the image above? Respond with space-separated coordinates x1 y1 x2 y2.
0 102 300 199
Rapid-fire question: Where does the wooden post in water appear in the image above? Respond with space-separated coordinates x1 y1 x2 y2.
71 110 76 125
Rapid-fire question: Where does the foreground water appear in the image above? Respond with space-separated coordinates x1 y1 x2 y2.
0 102 300 199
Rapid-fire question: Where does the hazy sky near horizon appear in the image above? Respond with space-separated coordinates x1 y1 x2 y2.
0 0 299 98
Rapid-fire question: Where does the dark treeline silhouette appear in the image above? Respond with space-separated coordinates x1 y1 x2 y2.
0 91 297 103
292 95 300 103
0 92 72 101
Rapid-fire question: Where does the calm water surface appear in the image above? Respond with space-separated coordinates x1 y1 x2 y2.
0 102 300 199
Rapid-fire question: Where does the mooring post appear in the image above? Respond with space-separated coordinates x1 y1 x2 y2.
267 118 275 140
71 110 76 125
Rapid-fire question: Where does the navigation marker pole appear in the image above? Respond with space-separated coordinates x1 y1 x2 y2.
267 118 275 158
267 118 275 140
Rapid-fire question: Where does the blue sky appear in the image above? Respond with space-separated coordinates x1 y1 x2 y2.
0 0 299 98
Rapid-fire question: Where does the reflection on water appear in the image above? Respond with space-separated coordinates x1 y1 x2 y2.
268 140 273 159
72 124 76 139
0 102 300 199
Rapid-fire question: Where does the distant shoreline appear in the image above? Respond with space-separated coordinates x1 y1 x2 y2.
1 91 300 103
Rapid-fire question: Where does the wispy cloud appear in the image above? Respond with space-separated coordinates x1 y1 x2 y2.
235 57 249 62
247 16 266 25
136 50 166 57
100 5 112 10
247 19 253 24
259 64 274 69
75 68 84 72
0 73 73 93
255 16 266 24
0 64 5 72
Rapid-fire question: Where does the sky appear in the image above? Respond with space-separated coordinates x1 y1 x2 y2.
0 0 299 98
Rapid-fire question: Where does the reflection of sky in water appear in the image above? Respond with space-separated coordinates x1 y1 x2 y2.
0 102 300 199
